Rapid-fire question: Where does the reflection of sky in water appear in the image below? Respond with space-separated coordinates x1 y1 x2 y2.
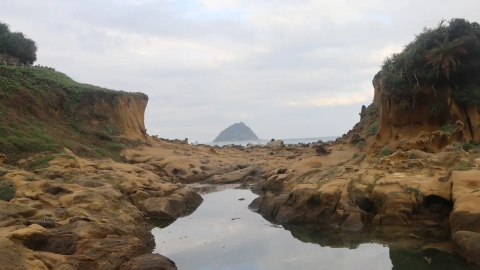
152 189 392 270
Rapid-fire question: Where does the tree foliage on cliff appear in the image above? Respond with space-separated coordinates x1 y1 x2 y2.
0 22 37 64
381 18 480 106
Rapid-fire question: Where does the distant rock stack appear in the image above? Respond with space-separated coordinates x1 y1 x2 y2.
213 122 259 142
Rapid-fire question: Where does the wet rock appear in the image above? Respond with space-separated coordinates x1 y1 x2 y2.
450 171 480 233
138 190 202 220
341 212 364 231
120 254 177 270
206 167 255 184
453 231 480 266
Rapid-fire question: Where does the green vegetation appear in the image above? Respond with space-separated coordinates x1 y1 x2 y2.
452 160 475 171
365 122 379 137
24 176 36 182
0 22 37 64
356 141 365 151
381 19 480 108
440 123 456 133
352 153 359 159
0 65 146 163
0 180 16 201
427 103 444 118
408 152 417 159
21 156 55 171
401 184 424 203
463 141 480 152
379 146 392 157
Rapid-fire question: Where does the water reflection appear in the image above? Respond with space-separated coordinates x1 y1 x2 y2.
151 188 468 270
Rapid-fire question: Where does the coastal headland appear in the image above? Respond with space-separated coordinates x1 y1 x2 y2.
1 18 480 268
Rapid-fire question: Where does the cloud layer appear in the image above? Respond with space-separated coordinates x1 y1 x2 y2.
2 0 480 142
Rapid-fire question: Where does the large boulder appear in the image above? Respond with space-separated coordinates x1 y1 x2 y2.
266 140 285 149
450 171 480 233
453 231 480 266
120 254 177 270
137 189 202 220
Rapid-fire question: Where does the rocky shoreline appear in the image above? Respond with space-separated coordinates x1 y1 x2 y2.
1 134 480 268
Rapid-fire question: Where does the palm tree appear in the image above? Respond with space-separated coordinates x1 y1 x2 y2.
425 36 467 79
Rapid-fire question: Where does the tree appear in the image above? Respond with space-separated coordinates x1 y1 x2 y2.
425 36 467 79
0 21 37 64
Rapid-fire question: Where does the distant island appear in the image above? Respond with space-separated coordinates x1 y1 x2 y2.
213 122 259 142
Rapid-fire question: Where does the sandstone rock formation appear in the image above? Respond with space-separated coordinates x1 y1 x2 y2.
213 122 259 142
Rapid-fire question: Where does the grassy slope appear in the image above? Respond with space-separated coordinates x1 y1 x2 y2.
0 66 145 163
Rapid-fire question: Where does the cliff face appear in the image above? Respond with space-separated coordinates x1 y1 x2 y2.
0 66 148 161
92 93 148 140
372 74 479 151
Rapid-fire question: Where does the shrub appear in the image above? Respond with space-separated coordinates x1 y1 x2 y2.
356 141 366 151
381 18 480 106
463 141 480 152
0 22 37 64
365 123 379 137
440 123 456 133
379 146 392 157
453 160 474 171
0 180 16 201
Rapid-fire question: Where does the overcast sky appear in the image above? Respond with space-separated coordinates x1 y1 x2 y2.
2 1 480 142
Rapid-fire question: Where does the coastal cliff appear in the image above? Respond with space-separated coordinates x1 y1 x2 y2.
373 73 478 150
0 66 148 161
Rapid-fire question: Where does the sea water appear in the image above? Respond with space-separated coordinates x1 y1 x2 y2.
204 136 339 147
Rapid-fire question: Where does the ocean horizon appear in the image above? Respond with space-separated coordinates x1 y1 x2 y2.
203 136 339 147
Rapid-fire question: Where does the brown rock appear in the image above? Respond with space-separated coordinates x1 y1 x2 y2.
0 238 50 269
0 200 37 218
450 171 480 233
453 231 480 266
0 154 6 164
206 167 255 184
341 212 364 231
266 140 285 149
120 254 177 270
139 190 202 220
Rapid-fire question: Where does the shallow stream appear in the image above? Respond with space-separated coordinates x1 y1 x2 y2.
152 188 468 270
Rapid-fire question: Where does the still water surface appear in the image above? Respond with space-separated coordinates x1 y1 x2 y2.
152 188 468 270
